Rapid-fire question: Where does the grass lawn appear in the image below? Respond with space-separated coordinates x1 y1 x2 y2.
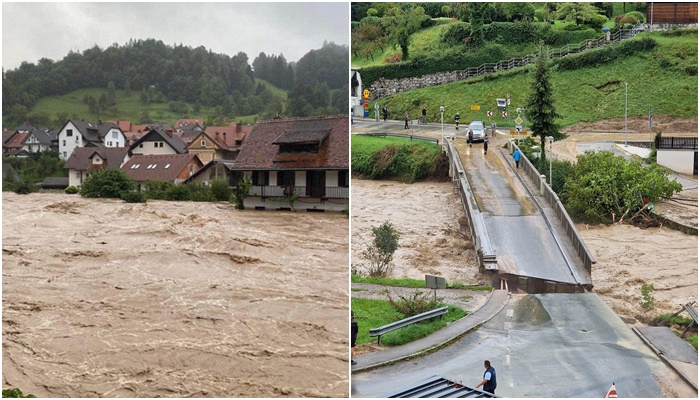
351 274 493 291
351 135 437 154
352 297 467 346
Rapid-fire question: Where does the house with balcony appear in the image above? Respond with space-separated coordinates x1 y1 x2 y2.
231 115 349 211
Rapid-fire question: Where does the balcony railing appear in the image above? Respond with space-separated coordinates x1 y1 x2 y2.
248 185 349 199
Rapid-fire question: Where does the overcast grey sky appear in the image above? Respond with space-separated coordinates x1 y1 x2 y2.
2 2 349 70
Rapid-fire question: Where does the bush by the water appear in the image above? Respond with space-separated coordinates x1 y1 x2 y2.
120 191 147 203
210 178 232 201
64 186 79 194
352 136 448 183
79 168 135 198
561 150 682 224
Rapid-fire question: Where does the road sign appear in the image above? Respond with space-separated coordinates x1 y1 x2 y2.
502 111 507 118
514 116 523 125
363 89 370 99
516 124 522 132
470 105 480 111
487 111 492 117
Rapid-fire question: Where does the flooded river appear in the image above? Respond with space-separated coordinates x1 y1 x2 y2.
2 193 349 397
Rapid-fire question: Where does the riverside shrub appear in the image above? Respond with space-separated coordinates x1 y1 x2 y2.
79 168 135 198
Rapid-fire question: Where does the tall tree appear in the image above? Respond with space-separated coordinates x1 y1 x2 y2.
382 5 427 61
556 2 599 25
525 43 564 161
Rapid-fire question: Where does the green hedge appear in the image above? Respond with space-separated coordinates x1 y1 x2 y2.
555 37 657 71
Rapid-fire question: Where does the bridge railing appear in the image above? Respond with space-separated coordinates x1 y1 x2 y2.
510 141 596 275
442 137 497 270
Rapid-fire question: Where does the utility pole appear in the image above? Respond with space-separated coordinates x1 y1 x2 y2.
624 82 628 147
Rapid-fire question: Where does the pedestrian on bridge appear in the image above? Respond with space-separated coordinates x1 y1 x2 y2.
513 148 521 168
351 311 358 365
483 136 489 155
475 360 497 394
404 112 409 129
468 129 474 148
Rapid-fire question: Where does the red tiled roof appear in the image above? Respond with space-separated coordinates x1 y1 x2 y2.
108 120 132 133
3 130 15 144
121 153 202 183
64 147 130 171
233 115 348 170
4 133 28 149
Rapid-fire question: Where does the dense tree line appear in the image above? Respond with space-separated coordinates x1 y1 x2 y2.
3 39 349 124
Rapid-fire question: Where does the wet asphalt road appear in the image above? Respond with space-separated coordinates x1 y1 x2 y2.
351 294 666 398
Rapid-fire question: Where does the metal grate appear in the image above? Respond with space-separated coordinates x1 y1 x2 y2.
384 375 499 398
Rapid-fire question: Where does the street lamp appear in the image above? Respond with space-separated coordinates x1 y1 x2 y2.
440 106 445 137
547 136 554 186
624 82 628 147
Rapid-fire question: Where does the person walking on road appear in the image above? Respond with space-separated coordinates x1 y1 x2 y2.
422 106 427 124
476 360 497 394
351 312 358 365
382 106 388 122
404 112 409 129
513 148 521 168
483 136 489 154
468 128 474 148
491 121 496 137
454 112 460 130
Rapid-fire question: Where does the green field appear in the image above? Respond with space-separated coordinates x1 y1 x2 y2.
367 32 697 128
29 77 287 126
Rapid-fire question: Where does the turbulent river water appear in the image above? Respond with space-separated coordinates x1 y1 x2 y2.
2 193 349 397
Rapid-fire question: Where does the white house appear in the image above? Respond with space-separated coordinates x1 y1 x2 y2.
57 120 126 160
63 147 130 187
129 128 187 156
23 128 57 153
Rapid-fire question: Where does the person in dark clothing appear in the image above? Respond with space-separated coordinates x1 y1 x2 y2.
351 311 359 365
476 360 497 394
483 136 489 154
404 112 409 129
454 112 460 130
382 106 388 121
422 107 427 124
468 129 473 148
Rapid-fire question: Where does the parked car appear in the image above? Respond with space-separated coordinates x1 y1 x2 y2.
467 120 485 142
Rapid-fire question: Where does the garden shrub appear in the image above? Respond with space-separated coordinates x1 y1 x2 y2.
166 184 189 201
210 178 232 201
79 168 135 198
121 191 147 203
387 290 442 318
441 22 471 46
144 180 175 200
13 181 36 195
588 14 608 29
619 15 639 25
614 15 624 24
184 183 215 202
625 11 645 23
64 186 79 194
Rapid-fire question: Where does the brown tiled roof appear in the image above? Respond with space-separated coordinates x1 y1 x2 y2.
3 130 16 145
121 153 202 183
186 131 229 151
4 133 28 149
205 123 252 146
107 120 132 133
64 147 130 171
174 130 202 145
233 115 348 170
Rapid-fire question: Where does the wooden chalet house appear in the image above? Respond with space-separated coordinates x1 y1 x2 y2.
230 115 349 211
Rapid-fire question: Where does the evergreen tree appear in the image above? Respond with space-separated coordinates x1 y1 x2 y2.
525 43 564 161
107 81 117 106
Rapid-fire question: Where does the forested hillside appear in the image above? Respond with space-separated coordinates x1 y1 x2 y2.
2 39 348 127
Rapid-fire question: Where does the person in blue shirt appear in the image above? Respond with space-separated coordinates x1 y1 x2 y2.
513 148 521 169
476 360 497 394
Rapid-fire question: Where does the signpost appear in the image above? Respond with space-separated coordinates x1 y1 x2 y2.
363 89 370 117
502 111 507 118
374 102 380 122
425 274 446 302
487 111 492 117
470 105 480 121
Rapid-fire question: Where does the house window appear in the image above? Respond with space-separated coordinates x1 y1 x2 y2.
164 164 171 169
201 140 206 147
252 171 269 186
112 131 118 139
339 170 349 187
66 129 73 137
139 144 143 148
189 164 195 176
277 170 295 187
62 140 66 146
279 143 319 153
63 151 67 158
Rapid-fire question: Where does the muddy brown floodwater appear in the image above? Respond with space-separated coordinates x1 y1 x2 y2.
2 193 349 398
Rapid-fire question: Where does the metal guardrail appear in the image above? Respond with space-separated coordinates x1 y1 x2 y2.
657 137 698 150
442 137 497 270
357 133 439 144
509 141 596 276
384 375 500 398
369 306 448 345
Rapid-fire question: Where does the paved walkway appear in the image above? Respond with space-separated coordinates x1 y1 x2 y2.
352 289 509 373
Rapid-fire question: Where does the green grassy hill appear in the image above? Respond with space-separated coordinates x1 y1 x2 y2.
366 32 697 128
28 77 288 127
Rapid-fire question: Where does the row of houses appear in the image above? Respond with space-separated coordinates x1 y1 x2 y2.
4 116 349 211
